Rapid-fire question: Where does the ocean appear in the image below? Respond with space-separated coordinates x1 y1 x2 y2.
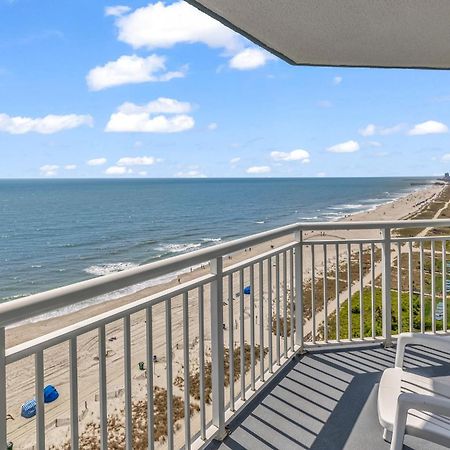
0 177 433 306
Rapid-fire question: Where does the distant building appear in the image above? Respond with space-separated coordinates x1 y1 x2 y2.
439 172 450 182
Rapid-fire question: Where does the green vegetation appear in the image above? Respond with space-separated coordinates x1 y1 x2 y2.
325 287 450 340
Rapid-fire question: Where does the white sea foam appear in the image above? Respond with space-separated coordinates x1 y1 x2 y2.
202 237 222 242
84 262 139 276
362 197 386 204
322 212 345 221
255 221 265 224
340 203 365 209
156 243 201 254
3 293 31 301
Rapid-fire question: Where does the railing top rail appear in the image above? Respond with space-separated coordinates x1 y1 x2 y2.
2 218 450 327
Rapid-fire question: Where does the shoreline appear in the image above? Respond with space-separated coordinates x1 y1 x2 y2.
4 182 445 448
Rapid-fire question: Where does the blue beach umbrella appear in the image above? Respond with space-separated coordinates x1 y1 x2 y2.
243 286 251 295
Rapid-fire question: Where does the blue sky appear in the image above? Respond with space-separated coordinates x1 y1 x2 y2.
2 0 450 178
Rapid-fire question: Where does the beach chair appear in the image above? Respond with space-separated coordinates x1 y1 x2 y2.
377 333 450 449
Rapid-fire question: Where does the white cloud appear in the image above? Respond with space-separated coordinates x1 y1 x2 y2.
105 98 194 133
270 149 310 163
115 1 241 52
359 124 376 137
175 170 206 178
117 156 156 166
333 76 342 85
229 48 271 70
0 113 93 134
208 122 218 130
379 124 405 135
105 5 131 17
442 153 450 162
246 166 271 174
106 112 194 133
117 98 192 114
408 120 448 136
87 158 107 166
230 157 241 165
64 164 77 170
359 123 404 136
316 172 326 177
105 166 129 175
40 164 59 176
86 54 186 91
327 140 360 153
367 141 382 147
138 171 147 176
113 2 273 70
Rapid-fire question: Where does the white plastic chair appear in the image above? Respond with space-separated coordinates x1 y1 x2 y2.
378 333 450 449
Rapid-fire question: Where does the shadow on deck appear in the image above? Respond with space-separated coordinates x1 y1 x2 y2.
206 343 450 450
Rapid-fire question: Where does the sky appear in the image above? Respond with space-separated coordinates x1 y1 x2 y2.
2 1 450 178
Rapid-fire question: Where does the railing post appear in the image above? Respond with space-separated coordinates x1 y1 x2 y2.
381 227 392 347
210 257 227 440
0 328 6 450
294 230 304 352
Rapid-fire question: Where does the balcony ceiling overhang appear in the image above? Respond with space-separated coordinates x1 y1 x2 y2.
186 0 450 69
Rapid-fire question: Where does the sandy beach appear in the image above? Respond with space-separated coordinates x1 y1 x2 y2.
4 182 445 449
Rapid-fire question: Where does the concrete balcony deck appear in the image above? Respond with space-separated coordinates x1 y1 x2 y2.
206 343 450 450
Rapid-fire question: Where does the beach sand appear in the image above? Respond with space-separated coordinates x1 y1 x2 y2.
4 183 444 449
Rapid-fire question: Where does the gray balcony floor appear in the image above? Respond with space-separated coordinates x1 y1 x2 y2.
206 343 450 450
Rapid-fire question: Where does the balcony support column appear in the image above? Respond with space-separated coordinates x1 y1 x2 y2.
381 227 393 347
210 257 227 440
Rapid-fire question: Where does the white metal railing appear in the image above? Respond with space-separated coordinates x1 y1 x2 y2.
2 219 450 449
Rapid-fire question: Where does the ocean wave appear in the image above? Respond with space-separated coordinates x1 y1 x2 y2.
156 243 202 254
2 293 31 301
361 197 386 204
84 262 139 276
334 203 365 210
322 212 345 222
255 221 265 224
202 238 222 242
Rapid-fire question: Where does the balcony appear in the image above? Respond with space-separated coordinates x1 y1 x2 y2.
206 343 450 450
2 219 450 449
